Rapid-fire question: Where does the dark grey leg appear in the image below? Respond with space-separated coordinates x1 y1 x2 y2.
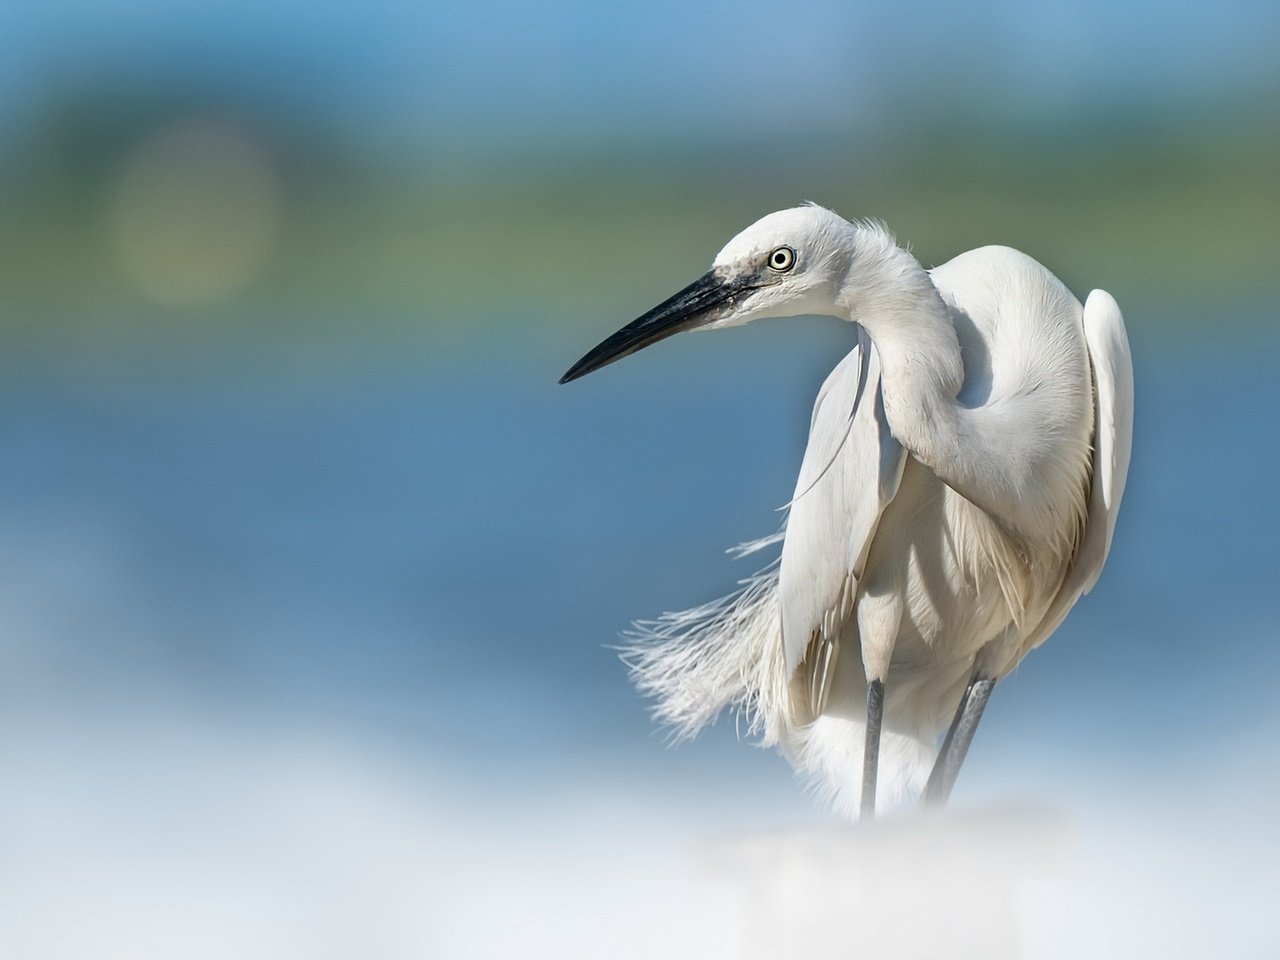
861 678 885 819
923 676 995 807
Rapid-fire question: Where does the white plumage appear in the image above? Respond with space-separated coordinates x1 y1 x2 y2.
566 205 1133 818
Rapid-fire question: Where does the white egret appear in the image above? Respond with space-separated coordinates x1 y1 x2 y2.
560 205 1133 819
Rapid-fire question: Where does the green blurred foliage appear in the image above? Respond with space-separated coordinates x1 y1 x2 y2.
0 87 1274 348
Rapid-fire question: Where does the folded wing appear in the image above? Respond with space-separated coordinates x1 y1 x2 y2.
1025 288 1135 650
780 328 906 715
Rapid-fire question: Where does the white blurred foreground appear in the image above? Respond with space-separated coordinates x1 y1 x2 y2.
1 712 1275 960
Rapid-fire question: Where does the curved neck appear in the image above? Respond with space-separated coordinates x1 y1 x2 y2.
834 233 1024 533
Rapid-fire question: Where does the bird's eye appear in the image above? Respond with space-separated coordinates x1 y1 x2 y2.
768 246 796 272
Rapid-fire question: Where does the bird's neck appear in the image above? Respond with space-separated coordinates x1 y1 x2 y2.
835 236 1022 533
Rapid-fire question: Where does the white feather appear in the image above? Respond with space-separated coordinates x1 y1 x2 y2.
596 206 1133 817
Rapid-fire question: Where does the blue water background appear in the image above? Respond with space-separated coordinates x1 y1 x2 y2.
2 301 1277 818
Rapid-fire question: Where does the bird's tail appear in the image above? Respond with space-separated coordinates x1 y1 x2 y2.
618 561 793 746
619 552 944 818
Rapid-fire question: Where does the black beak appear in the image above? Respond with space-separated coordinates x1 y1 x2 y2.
559 270 751 384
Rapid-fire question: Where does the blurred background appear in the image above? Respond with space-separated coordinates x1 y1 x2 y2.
0 1 1277 957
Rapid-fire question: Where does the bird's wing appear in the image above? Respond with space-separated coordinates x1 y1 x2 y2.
1025 289 1134 650
779 328 906 714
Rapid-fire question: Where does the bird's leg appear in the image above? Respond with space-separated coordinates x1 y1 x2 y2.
861 678 885 818
858 605 899 821
923 674 996 807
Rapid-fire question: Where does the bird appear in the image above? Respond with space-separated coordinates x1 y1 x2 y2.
559 205 1133 819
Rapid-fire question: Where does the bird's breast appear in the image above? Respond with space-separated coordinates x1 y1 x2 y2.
855 456 1072 674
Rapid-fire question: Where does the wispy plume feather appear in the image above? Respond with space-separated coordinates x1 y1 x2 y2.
619 559 789 745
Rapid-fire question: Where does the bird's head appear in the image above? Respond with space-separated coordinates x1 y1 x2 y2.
559 204 860 384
